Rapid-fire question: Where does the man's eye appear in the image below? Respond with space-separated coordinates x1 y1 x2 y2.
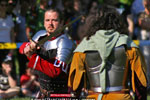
45 19 50 21
53 19 59 22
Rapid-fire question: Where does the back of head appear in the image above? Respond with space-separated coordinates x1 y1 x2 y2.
83 4 128 39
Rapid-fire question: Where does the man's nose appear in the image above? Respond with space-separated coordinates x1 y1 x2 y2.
49 20 53 25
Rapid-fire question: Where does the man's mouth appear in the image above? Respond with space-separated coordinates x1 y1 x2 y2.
48 27 53 30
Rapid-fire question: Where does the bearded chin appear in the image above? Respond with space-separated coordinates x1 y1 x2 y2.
47 29 55 33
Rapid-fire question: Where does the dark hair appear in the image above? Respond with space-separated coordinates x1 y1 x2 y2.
83 4 128 40
2 60 12 65
45 7 64 22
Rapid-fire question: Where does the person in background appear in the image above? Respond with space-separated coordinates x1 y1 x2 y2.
130 0 145 40
75 0 100 43
72 0 83 37
15 0 30 77
20 64 40 97
138 0 150 40
86 0 99 15
19 8 76 98
0 58 20 99
68 4 147 100
137 0 150 92
15 0 29 43
62 0 74 23
0 0 15 66
7 0 18 34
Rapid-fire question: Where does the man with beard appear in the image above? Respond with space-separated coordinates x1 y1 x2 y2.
19 8 76 98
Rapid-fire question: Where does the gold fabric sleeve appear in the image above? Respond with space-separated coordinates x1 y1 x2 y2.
68 52 86 91
126 48 147 92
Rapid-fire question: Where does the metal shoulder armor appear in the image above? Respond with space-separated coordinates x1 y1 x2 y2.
56 34 76 64
32 30 47 41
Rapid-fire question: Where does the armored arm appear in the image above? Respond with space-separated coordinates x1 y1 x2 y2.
56 36 75 64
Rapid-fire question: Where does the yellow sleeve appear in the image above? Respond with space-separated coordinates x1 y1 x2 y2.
126 48 147 92
68 52 86 91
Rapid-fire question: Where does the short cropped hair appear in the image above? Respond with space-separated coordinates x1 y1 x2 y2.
45 7 64 22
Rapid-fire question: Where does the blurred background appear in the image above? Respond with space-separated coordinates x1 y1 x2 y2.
0 0 150 99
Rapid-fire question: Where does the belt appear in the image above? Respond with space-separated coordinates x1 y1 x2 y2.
88 90 129 95
89 86 130 94
91 86 123 92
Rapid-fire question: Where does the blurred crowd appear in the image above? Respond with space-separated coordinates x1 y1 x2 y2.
0 0 150 99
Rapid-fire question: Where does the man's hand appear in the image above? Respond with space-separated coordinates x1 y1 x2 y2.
2 63 12 76
30 75 36 81
30 40 41 50
24 45 33 57
23 40 38 57
29 40 37 50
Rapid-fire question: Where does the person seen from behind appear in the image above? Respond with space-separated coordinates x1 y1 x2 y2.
68 4 147 100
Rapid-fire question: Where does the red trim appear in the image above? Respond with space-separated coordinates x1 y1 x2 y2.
50 94 72 97
48 33 64 41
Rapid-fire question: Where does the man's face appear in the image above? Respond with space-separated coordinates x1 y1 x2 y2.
2 62 12 72
44 11 60 35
